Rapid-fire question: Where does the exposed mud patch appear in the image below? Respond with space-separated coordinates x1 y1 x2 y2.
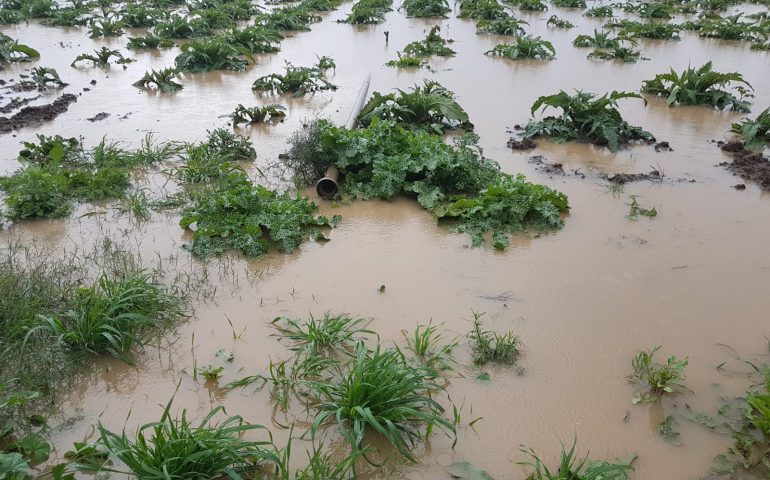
529 155 586 178
0 94 78 134
0 95 41 114
654 141 673 152
604 170 662 184
719 141 770 190
507 137 537 150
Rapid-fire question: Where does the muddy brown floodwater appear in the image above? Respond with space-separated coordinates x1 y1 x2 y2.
2 1 770 479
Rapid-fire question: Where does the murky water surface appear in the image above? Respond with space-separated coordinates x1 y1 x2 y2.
2 2 770 479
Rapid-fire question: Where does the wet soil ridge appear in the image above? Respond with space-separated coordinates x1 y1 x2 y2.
719 141 770 190
0 94 77 134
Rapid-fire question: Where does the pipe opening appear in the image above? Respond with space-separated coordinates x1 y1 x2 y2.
316 177 338 199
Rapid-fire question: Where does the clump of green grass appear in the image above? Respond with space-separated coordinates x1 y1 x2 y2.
307 342 454 461
357 80 472 133
252 59 337 96
476 16 529 35
467 313 520 364
400 0 451 17
71 47 132 67
174 131 255 183
630 346 688 401
0 33 40 62
232 104 287 125
272 313 374 356
485 36 556 60
642 62 754 113
523 90 655 152
133 67 184 92
37 273 182 364
730 107 770 150
175 38 247 72
338 0 392 24
0 135 170 220
546 14 574 28
626 195 657 220
520 440 636 480
93 399 280 478
403 322 457 369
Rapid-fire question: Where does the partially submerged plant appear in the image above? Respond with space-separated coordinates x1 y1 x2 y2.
403 321 458 369
523 90 655 152
476 16 529 35
458 0 508 20
94 399 279 478
220 25 283 54
698 13 767 42
307 342 454 461
338 0 392 24
357 80 472 133
26 66 66 89
154 14 212 38
133 67 184 92
641 62 754 112
588 45 647 63
485 36 556 60
630 346 688 400
88 18 124 38
385 52 424 68
626 195 657 220
252 59 337 96
232 104 287 125
401 25 455 57
573 29 623 48
551 0 585 8
71 47 132 67
0 33 40 62
607 19 681 40
272 313 373 356
174 38 248 72
36 273 181 364
511 0 549 11
730 107 770 150
546 14 574 28
127 33 174 49
467 313 520 364
520 440 636 480
400 0 451 17
585 5 613 16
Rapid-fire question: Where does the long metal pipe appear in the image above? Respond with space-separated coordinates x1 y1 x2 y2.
315 74 371 199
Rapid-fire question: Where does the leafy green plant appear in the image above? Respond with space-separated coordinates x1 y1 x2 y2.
626 195 657 220
467 313 520 364
88 18 124 38
154 14 212 38
630 346 688 399
118 4 161 27
94 399 279 478
174 38 247 72
509 0 548 10
641 62 754 112
625 1 674 19
458 0 508 19
307 342 454 461
133 68 184 92
386 53 424 68
401 25 455 56
26 66 66 89
179 172 339 257
551 0 585 8
658 415 680 443
523 90 654 152
0 33 40 62
573 29 622 48
400 0 450 16
357 80 472 133
252 59 336 96
41 6 88 27
338 0 392 24
730 107 770 150
520 440 635 480
272 313 373 356
255 5 321 31
476 16 529 35
127 34 174 49
220 26 283 54
71 47 132 67
485 36 556 60
588 46 646 63
36 273 181 363
607 19 681 40
232 104 287 125
698 13 767 41
546 14 573 28
585 5 612 16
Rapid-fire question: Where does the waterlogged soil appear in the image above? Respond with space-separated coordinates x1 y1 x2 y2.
2 3 770 480
720 141 770 190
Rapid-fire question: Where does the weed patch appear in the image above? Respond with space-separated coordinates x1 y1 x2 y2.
467 313 521 364
630 346 688 402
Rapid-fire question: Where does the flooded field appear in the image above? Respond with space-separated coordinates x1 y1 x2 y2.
1 0 769 478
